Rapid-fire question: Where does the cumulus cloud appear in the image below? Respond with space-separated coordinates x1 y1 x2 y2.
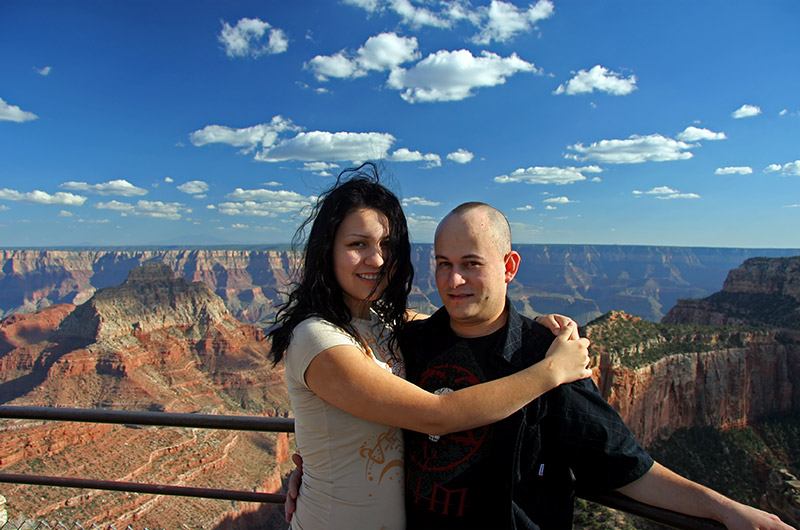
715 166 753 175
633 186 700 199
96 199 190 219
58 210 73 217
177 180 210 195
388 49 539 103
494 165 602 185
763 160 800 176
676 126 727 142
96 200 134 211
301 162 340 175
402 196 440 207
554 65 637 96
543 196 576 204
60 179 148 196
219 17 288 58
217 199 312 217
515 205 534 211
567 134 694 164
390 147 441 167
35 66 52 76
0 188 86 205
343 0 554 43
731 104 761 119
446 148 474 164
189 115 300 152
0 97 38 122
472 0 555 44
255 131 396 162
306 32 419 81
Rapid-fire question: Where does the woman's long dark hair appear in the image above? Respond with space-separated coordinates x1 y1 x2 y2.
268 162 413 364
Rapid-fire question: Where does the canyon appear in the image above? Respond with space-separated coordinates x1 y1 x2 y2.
3 245 799 327
1 253 799 527
0 262 290 528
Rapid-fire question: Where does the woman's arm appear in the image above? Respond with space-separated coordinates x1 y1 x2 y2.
304 322 591 436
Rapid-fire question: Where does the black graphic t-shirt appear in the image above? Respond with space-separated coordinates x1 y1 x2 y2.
404 327 512 529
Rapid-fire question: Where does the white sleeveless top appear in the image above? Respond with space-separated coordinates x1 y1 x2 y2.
285 312 406 530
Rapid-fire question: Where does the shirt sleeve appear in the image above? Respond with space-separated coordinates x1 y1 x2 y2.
547 378 655 491
285 317 360 390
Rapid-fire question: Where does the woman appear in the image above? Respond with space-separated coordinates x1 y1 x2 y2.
268 163 591 530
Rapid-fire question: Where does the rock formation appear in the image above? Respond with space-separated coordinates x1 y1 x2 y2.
0 262 290 528
3 246 799 326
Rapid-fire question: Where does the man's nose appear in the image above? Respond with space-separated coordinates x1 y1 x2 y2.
448 269 466 288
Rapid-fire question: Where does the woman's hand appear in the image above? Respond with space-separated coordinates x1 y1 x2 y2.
535 313 576 335
542 322 592 386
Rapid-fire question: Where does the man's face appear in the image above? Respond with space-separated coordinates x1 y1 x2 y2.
433 210 518 337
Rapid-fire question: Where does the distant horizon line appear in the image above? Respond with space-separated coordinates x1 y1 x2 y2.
3 244 800 252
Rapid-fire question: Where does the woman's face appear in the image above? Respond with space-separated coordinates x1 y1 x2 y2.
333 207 391 319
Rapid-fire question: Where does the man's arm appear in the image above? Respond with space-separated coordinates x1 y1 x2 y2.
617 461 796 530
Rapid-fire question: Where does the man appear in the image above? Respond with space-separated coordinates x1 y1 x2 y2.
400 202 793 529
286 202 793 530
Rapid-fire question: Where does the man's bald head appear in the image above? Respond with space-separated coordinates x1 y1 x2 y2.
437 202 512 257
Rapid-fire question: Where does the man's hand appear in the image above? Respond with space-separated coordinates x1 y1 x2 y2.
543 322 592 385
285 453 304 523
535 313 577 336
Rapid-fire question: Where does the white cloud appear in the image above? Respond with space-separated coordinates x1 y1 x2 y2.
515 205 534 211
543 196 575 204
731 104 761 119
0 97 38 122
306 32 419 82
301 162 340 172
388 49 539 103
164 177 174 183
494 165 601 185
545 205 557 210
189 116 300 151
763 160 800 176
357 33 420 71
96 200 134 211
554 65 637 96
676 126 727 142
343 0 553 43
446 148 474 164
132 200 191 220
633 186 700 199
219 18 288 58
473 0 555 44
58 210 73 217
218 199 312 216
390 147 441 167
402 196 440 207
35 66 52 76
60 179 147 196
96 199 190 219
255 131 396 162
0 189 86 205
715 166 753 175
306 52 364 81
567 134 694 164
177 180 210 195
226 188 309 202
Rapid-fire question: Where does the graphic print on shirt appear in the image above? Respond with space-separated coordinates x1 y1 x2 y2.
355 316 406 493
360 426 404 493
406 347 492 517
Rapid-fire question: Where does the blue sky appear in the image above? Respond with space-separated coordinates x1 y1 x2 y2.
1 1 799 248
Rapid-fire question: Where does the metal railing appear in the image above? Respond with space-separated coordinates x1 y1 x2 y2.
0 405 725 529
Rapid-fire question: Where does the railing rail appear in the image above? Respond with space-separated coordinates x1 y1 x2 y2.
0 406 725 529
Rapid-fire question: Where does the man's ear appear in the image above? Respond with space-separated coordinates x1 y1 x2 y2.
504 251 521 283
